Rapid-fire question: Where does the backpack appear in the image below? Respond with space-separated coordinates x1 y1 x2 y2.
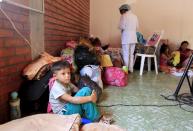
19 70 53 115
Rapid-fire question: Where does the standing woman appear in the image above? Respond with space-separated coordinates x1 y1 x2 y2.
119 4 139 72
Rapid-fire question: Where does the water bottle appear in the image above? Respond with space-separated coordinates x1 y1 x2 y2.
9 91 21 120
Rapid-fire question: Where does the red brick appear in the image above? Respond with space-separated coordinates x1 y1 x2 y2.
0 48 15 58
7 55 26 65
0 63 27 77
4 11 29 23
0 18 3 28
0 66 18 76
16 63 29 71
16 47 31 55
3 20 23 30
0 2 30 124
0 82 21 96
4 39 24 47
0 39 4 47
0 94 9 106
0 58 7 67
24 55 32 62
23 23 30 30
0 29 13 37
0 74 21 86
44 0 89 55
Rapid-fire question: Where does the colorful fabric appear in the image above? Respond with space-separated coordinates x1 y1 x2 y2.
103 67 128 87
146 33 160 46
136 32 146 45
171 51 180 66
61 48 74 64
47 77 56 113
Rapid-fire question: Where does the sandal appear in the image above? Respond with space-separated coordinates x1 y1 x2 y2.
99 114 113 125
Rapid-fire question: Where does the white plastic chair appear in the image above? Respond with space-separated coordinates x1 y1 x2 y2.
134 30 164 75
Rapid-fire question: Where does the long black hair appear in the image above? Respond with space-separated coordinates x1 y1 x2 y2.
160 43 169 54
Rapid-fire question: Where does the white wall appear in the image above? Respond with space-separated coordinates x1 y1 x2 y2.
90 0 193 49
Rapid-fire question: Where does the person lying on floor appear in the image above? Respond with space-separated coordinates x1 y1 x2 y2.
49 61 100 122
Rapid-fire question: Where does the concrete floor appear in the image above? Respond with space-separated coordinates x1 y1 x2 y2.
98 71 193 130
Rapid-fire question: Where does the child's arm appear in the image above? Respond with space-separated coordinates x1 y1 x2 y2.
59 90 97 104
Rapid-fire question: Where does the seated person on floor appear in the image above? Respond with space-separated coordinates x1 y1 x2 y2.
90 37 113 67
178 41 192 67
91 37 109 54
159 44 179 73
49 61 100 122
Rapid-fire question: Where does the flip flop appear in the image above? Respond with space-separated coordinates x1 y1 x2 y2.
99 114 113 125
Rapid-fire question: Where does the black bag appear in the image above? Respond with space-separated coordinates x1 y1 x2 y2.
74 45 100 71
19 70 53 116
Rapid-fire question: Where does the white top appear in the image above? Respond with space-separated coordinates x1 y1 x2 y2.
119 11 139 44
80 65 103 90
49 80 76 114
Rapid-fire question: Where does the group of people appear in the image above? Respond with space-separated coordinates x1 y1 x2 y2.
118 4 192 74
160 41 192 73
48 3 192 124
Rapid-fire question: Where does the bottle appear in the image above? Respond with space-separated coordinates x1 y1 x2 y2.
122 66 128 74
9 91 21 120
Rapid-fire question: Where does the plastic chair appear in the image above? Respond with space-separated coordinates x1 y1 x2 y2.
134 30 164 75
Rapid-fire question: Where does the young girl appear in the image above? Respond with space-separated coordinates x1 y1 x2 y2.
159 44 174 73
49 61 100 121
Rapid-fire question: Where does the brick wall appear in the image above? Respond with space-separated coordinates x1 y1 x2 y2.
44 0 90 55
0 3 31 123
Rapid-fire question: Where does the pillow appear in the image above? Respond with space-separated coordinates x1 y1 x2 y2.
23 52 61 80
81 123 126 131
0 114 81 131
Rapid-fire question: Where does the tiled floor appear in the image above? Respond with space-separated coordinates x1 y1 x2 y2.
98 71 193 130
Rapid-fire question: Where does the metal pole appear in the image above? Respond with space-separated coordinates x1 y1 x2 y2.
173 54 193 97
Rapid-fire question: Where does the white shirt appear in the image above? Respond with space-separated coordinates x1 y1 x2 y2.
80 65 103 90
49 80 76 114
119 11 139 44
